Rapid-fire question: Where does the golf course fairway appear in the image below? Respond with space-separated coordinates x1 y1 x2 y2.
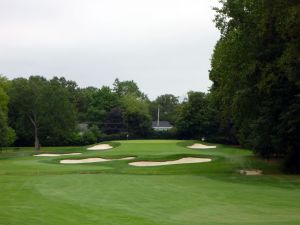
1 140 300 225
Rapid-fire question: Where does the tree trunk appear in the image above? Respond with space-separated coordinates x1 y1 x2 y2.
34 125 40 150
29 115 40 150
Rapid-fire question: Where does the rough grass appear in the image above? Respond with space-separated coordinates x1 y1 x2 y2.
0 140 300 225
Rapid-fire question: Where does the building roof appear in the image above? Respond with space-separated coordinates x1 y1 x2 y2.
152 121 173 128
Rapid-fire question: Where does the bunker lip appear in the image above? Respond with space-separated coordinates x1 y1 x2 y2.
240 169 263 175
128 157 212 167
60 157 135 164
34 153 82 157
187 143 217 149
87 144 113 150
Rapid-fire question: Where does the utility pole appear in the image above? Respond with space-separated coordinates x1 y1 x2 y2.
157 106 160 126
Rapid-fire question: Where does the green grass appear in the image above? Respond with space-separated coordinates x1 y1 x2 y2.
0 140 300 225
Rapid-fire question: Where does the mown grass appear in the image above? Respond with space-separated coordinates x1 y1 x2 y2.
0 140 300 225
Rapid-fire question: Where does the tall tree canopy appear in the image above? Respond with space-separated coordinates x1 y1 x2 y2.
176 92 217 139
121 94 152 136
210 0 300 172
0 76 15 147
87 86 120 128
113 78 148 100
8 76 77 149
77 87 98 122
150 94 179 124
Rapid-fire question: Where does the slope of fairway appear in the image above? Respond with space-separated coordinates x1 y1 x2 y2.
0 140 300 225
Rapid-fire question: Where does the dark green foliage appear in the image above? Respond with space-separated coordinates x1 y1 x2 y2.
76 87 97 122
124 111 152 136
81 130 97 145
121 94 152 136
103 107 125 134
0 76 16 147
210 0 300 171
86 80 152 137
8 76 77 148
176 92 218 140
149 94 179 124
113 78 148 100
87 86 120 129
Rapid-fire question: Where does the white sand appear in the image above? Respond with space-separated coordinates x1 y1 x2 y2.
240 170 262 175
87 144 113 150
129 157 212 167
60 157 135 164
187 143 217 149
115 157 135 161
60 158 109 164
34 153 82 157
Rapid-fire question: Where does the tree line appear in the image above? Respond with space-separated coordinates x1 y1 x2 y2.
209 0 300 172
0 74 223 148
0 76 182 147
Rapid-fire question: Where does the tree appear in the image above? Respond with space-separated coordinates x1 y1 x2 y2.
51 76 79 103
40 78 77 145
121 94 152 136
150 94 179 124
87 86 119 129
210 0 300 171
76 87 97 122
176 92 218 140
0 76 15 147
8 76 77 149
103 107 124 134
113 78 148 100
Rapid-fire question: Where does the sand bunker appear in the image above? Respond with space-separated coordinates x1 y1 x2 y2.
34 153 82 157
60 157 135 164
188 143 217 149
115 157 135 161
240 169 262 175
87 144 113 150
129 157 211 167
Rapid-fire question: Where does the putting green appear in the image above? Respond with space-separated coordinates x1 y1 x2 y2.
0 140 300 225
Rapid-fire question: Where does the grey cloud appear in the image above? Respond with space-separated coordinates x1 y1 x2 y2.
0 0 220 99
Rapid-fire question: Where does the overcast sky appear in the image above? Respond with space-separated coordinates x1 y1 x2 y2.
0 0 220 100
